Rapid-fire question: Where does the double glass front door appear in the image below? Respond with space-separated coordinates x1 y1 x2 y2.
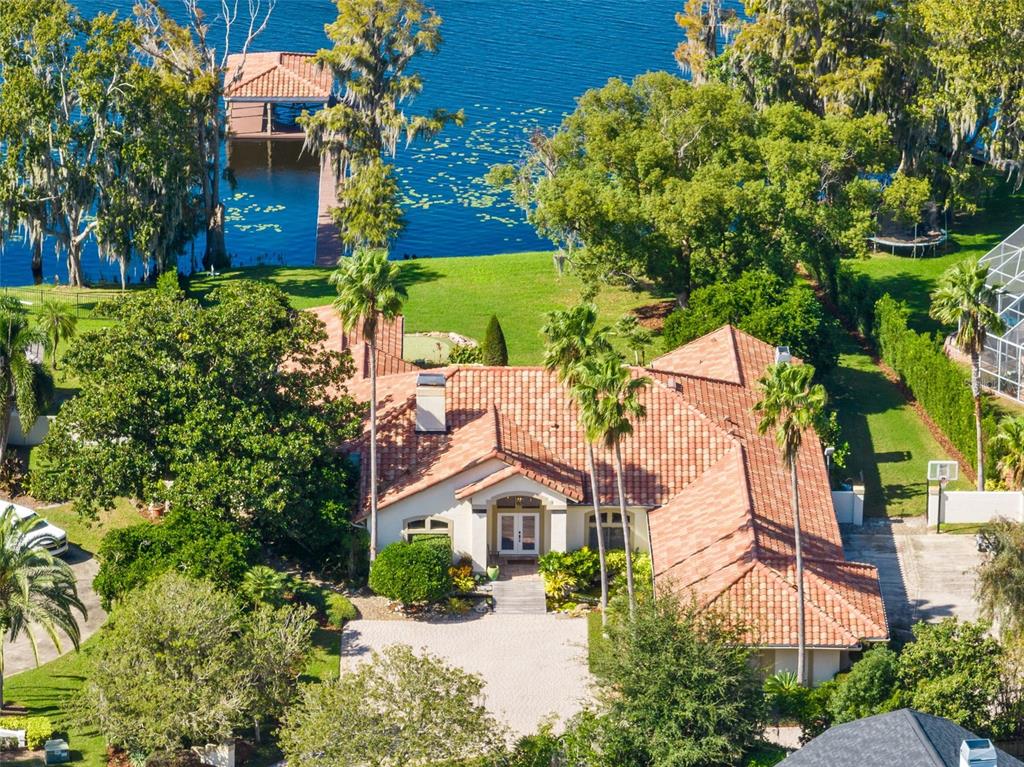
498 512 539 556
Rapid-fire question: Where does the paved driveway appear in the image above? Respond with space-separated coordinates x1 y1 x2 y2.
3 546 106 676
842 516 982 642
342 613 592 735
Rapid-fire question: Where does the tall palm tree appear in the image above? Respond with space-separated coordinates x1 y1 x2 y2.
330 248 407 561
992 416 1024 489
541 304 614 623
754 361 827 686
0 505 86 707
930 259 1005 491
573 351 649 618
37 299 77 372
0 298 52 470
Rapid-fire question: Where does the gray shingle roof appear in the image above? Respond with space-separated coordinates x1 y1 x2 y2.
778 709 1024 767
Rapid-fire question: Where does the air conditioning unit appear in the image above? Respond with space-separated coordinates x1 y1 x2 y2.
774 346 792 365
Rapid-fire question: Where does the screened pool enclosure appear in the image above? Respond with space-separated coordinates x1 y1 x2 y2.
980 223 1024 401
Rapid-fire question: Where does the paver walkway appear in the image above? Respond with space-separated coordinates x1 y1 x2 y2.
842 516 981 643
492 563 547 614
342 613 592 735
3 546 105 676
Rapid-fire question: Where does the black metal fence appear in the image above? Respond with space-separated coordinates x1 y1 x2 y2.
0 287 125 318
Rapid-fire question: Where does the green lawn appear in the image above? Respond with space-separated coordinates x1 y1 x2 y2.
825 333 970 517
4 636 106 766
190 251 665 365
848 180 1024 334
38 498 143 555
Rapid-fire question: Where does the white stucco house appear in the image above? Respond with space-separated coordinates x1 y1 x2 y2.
313 306 890 685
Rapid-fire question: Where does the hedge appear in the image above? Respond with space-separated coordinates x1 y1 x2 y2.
325 592 358 628
874 294 997 476
368 538 453 604
0 715 54 750
834 264 879 338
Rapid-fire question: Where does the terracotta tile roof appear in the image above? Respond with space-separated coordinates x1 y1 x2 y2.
356 324 887 649
650 325 746 384
224 52 333 100
307 305 417 398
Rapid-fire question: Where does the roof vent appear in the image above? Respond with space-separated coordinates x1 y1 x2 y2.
415 373 446 433
774 346 792 365
960 739 998 767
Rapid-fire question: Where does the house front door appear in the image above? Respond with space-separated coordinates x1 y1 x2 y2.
497 512 539 556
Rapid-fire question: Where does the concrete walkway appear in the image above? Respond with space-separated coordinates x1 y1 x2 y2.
492 563 547 614
342 613 592 735
3 546 105 676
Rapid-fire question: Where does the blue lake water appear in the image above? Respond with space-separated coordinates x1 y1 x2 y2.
2 0 740 285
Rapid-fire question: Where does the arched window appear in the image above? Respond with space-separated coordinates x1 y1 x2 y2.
402 515 452 542
588 512 628 550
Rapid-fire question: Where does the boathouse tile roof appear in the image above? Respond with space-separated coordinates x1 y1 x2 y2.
224 52 332 101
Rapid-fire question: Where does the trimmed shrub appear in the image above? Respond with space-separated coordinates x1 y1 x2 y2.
538 547 601 591
93 524 173 610
874 294 997 477
481 315 508 366
447 344 482 364
605 550 652 596
325 592 358 627
368 539 453 604
0 715 54 750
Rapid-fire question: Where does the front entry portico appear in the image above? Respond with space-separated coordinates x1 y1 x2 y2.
497 511 539 556
463 475 571 571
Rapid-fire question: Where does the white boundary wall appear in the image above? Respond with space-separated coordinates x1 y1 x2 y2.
927 487 1024 527
832 484 865 525
7 412 53 446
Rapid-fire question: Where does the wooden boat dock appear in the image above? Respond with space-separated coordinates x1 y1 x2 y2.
315 156 341 267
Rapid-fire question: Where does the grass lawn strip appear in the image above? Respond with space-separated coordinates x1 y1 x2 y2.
826 333 970 517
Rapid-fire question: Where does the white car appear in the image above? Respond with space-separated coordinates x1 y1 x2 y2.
2 502 68 556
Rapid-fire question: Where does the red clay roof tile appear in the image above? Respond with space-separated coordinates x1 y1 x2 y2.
351 323 887 649
224 52 332 100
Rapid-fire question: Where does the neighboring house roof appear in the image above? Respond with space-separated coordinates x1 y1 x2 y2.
307 305 418 397
224 52 332 101
779 709 1024 767
353 324 888 649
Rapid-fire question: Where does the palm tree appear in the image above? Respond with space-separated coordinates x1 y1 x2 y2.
930 259 1005 491
992 416 1024 489
541 304 615 623
754 361 827 686
0 505 86 707
976 518 1024 638
572 351 649 618
614 314 653 366
0 298 52 470
330 248 407 561
37 299 77 372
